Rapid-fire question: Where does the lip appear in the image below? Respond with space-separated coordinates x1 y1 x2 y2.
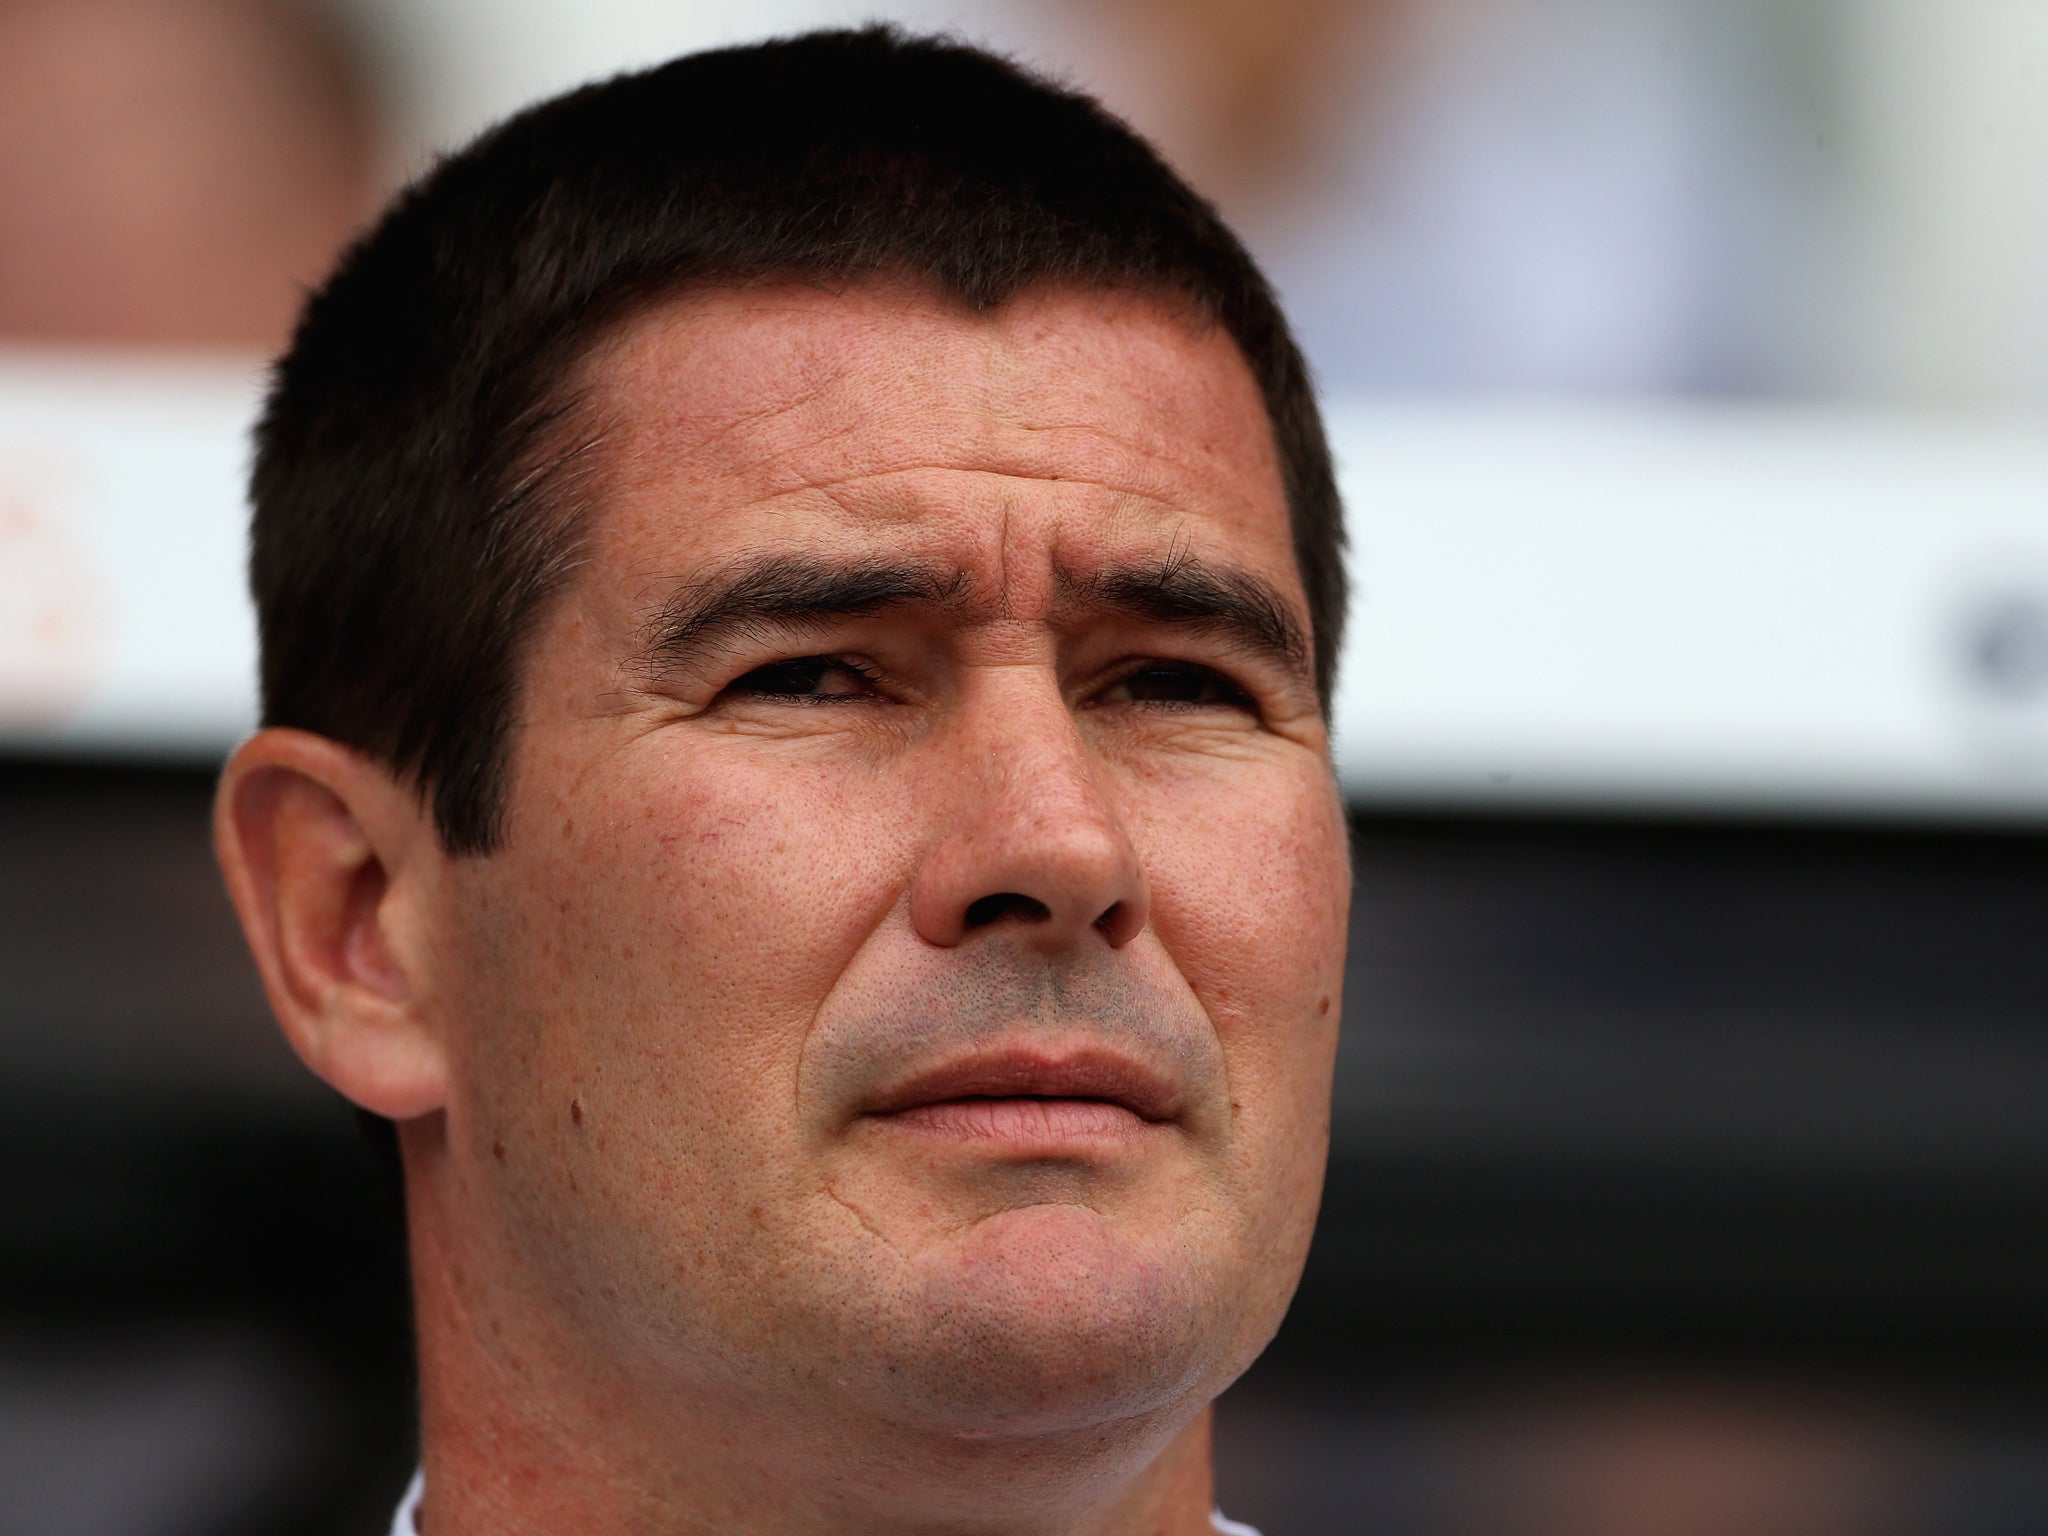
859 1044 1183 1127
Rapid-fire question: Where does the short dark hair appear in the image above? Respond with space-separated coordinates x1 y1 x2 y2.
252 25 1344 855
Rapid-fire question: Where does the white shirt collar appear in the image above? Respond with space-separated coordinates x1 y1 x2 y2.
389 1469 423 1536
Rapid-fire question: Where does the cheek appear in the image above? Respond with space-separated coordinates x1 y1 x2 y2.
452 748 920 1254
1128 758 1349 1124
1122 757 1348 1337
537 747 913 1052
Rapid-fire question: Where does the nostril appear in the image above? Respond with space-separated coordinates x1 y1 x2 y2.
1092 901 1124 935
964 893 1051 930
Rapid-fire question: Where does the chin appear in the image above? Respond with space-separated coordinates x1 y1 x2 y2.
843 1202 1250 1440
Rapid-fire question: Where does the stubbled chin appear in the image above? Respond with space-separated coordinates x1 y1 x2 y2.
847 1202 1231 1438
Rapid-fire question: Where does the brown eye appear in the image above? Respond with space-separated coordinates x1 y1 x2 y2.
728 657 877 700
1109 664 1251 709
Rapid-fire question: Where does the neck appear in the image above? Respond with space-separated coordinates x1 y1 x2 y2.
400 1143 1223 1536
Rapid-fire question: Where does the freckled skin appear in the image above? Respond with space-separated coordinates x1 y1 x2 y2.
399 284 1351 1534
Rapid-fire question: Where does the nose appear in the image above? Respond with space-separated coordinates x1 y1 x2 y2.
908 674 1149 952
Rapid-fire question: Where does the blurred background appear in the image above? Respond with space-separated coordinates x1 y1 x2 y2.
2 1 2046 1532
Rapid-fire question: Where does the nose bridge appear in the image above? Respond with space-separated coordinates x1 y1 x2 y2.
973 670 1105 832
909 664 1148 950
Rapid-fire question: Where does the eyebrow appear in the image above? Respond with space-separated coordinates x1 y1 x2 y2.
630 545 1313 688
632 553 970 675
1057 547 1313 687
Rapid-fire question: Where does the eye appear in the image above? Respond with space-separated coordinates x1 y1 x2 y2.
1098 662 1254 711
725 656 880 702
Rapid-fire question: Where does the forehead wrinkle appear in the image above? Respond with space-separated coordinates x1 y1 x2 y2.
594 360 870 503
597 309 1254 511
565 284 1293 651
600 284 991 424
646 385 1237 530
574 303 923 508
759 460 1204 534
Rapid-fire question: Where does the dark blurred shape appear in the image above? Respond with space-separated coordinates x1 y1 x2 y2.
1211 812 2048 1535
1213 1370 2023 1536
1441 1379 1916 1536
0 758 413 1536
0 0 380 351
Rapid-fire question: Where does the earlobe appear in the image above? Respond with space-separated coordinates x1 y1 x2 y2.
214 729 450 1121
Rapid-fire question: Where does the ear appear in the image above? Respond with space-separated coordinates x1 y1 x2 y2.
214 728 450 1120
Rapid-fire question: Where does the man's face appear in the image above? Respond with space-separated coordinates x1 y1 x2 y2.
434 283 1349 1440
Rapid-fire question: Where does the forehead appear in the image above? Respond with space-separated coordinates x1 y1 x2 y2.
564 280 1293 593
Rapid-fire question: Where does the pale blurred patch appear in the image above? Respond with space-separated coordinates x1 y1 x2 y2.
0 0 382 352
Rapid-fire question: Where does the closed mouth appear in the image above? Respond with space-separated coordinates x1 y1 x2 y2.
860 1044 1181 1129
